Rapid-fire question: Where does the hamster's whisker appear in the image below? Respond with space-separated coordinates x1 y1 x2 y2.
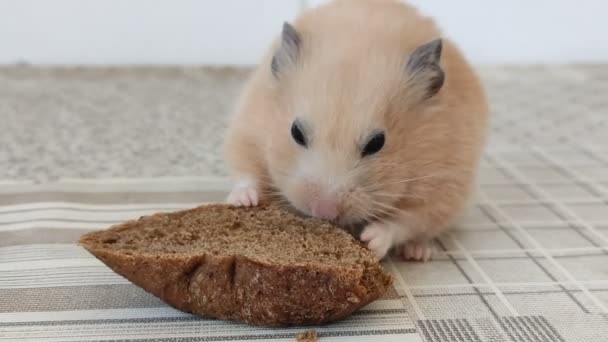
382 174 439 184
267 196 291 208
348 191 400 218
349 196 386 222
365 196 418 220
372 191 426 201
364 190 403 199
355 206 386 223
260 189 285 199
351 196 397 218
370 201 399 215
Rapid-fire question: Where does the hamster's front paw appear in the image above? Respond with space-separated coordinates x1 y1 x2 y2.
399 241 433 262
360 222 395 259
227 180 258 207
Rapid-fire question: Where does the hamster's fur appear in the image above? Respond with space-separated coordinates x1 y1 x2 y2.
223 0 489 260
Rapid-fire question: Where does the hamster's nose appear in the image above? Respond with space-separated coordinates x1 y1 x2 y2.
309 197 339 221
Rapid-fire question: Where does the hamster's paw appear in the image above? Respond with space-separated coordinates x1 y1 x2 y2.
399 241 433 262
360 222 395 260
227 180 259 207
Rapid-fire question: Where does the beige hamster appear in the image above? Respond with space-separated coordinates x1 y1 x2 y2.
223 0 489 261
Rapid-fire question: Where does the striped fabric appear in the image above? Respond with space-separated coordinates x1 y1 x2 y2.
0 179 417 341
1 156 607 342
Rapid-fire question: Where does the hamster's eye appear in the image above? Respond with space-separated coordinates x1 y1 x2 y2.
291 121 307 147
362 132 385 157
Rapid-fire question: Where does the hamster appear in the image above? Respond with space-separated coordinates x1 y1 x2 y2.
223 0 488 261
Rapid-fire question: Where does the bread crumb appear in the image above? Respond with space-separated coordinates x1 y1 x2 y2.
296 330 318 342
347 296 360 303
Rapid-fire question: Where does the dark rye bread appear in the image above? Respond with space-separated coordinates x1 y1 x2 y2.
79 204 392 327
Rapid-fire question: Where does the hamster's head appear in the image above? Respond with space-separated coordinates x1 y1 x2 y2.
265 23 445 226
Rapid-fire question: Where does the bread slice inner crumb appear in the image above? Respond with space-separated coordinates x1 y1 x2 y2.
83 204 377 269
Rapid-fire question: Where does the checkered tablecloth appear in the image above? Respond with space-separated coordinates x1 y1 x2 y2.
1 65 607 341
1 152 607 342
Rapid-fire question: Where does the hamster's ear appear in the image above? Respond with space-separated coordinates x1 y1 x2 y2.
271 22 302 79
405 38 445 101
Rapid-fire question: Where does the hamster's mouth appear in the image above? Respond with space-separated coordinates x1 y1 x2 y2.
267 188 366 228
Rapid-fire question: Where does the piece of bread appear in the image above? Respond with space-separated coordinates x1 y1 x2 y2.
79 203 392 327
296 330 318 342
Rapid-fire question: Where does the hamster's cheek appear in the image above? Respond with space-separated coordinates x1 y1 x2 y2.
264 151 309 214
265 135 299 180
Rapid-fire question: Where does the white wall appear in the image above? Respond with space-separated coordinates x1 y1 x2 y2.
342 0 608 65
0 0 606 66
0 0 302 65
